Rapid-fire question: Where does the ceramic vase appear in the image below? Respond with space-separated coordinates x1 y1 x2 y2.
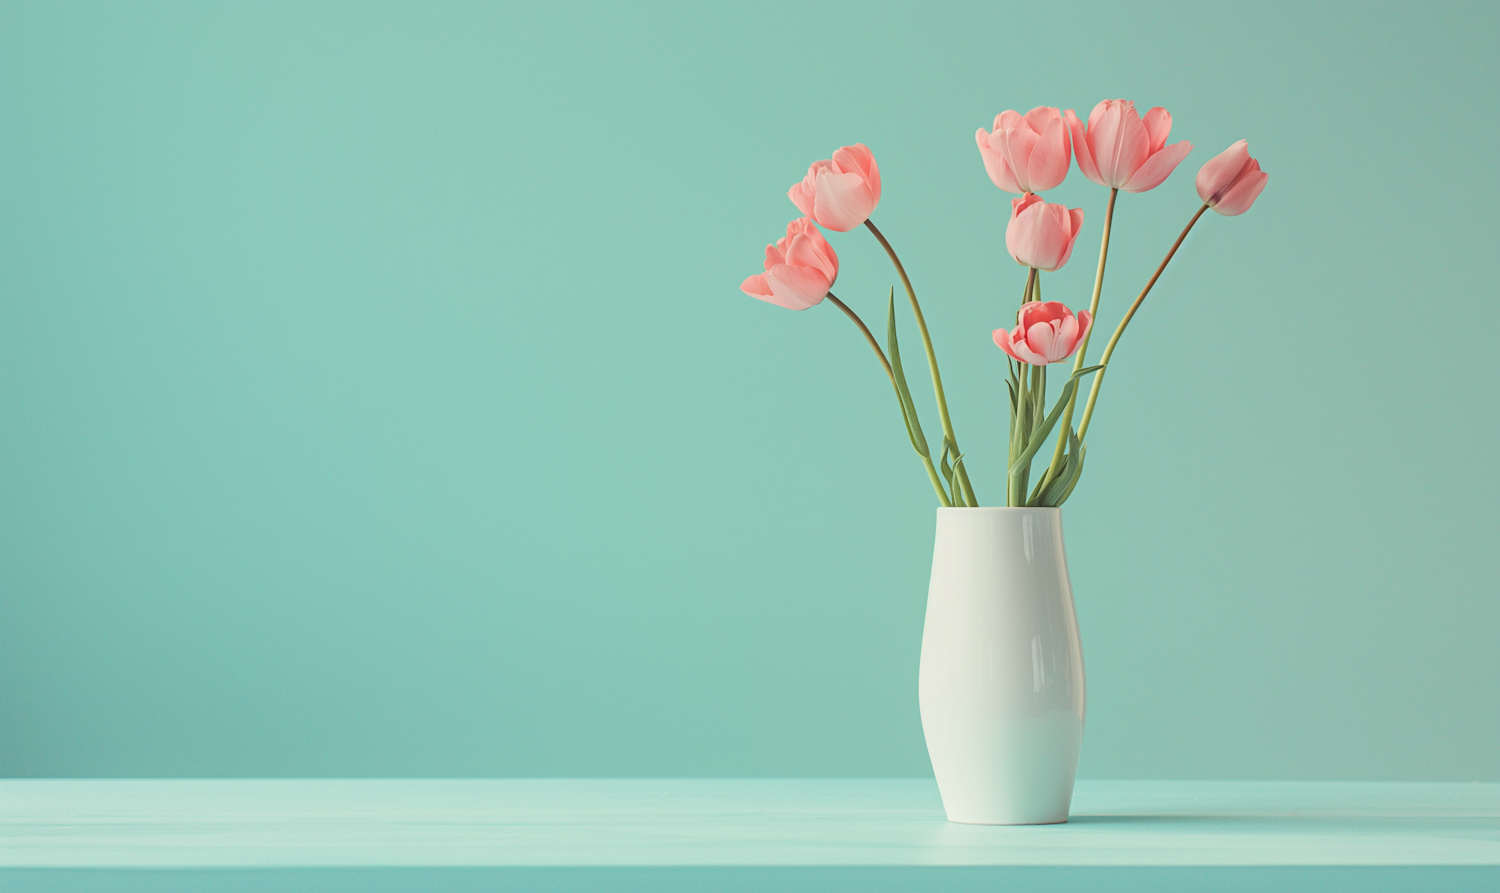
918 507 1086 824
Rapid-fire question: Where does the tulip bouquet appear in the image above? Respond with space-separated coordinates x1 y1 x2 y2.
741 100 1267 507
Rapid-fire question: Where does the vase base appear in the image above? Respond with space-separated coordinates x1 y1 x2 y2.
944 815 1069 826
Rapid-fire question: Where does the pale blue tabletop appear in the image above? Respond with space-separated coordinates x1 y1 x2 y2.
3 779 1498 891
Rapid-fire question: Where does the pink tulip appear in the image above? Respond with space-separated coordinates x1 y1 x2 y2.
1196 140 1268 216
976 107 1071 194
787 144 881 232
993 301 1094 366
740 217 839 311
1005 193 1084 271
1066 100 1192 192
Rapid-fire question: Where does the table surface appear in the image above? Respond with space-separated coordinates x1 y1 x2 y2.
4 778 1498 869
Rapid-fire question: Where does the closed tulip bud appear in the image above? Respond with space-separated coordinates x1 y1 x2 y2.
787 144 882 232
993 301 1094 366
740 217 839 311
1196 140 1268 216
1066 100 1192 192
976 107 1071 194
1005 193 1084 272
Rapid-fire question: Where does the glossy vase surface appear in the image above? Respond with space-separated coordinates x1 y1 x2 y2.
918 507 1085 825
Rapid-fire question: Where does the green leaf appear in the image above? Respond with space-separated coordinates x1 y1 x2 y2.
1008 365 1105 478
952 453 975 506
1027 467 1051 504
1053 440 1088 505
939 437 966 507
1039 426 1085 506
886 287 930 459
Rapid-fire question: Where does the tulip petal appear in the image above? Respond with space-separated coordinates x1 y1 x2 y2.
1004 302 1093 362
744 272 814 311
993 327 1021 361
741 273 774 299
1044 204 1075 270
1086 100 1113 133
833 144 880 202
1213 163 1268 216
1057 208 1084 269
1006 198 1082 271
1022 106 1057 133
1196 140 1251 205
1093 103 1149 188
1053 315 1080 362
1065 109 1102 185
1027 114 1071 192
1122 140 1192 193
992 118 1040 193
787 179 816 219
1026 320 1059 361
995 325 1047 365
784 231 837 281
1019 300 1069 329
1141 107 1173 154
977 127 1020 192
811 170 874 231
765 263 829 310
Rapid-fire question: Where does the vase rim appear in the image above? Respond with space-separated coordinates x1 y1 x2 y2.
936 506 1060 512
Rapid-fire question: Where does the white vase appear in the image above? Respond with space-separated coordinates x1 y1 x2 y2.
918 507 1086 825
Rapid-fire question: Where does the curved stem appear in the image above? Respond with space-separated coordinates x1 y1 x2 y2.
827 292 892 382
1040 187 1117 493
827 291 950 506
864 217 976 506
1076 202 1209 443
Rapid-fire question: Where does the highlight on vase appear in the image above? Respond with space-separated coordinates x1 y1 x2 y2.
737 98 1267 508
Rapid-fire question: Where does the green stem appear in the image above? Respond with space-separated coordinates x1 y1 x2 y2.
1076 202 1210 443
827 291 950 507
1004 268 1040 506
1040 187 1117 493
1009 361 1045 505
827 292 892 382
865 217 976 506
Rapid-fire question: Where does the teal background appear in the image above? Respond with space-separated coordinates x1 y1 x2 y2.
2 0 1497 780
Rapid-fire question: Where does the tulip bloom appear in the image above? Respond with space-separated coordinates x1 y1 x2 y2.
1196 140 1268 216
1066 100 1192 193
787 144 881 232
740 217 839 311
1005 193 1084 272
993 301 1094 365
976 107 1071 194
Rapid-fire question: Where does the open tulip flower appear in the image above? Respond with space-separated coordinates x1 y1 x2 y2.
739 100 1266 509
1196 140 1269 216
740 217 838 311
1006 193 1084 271
977 107 1071 194
993 301 1094 366
1066 100 1192 193
787 144 882 232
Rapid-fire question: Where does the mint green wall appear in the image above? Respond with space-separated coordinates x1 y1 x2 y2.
3 0 1497 780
